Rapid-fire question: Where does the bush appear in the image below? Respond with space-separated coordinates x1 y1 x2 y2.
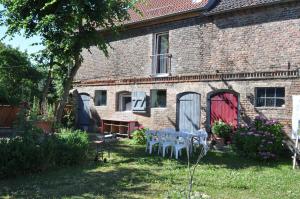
56 129 89 165
132 127 147 145
233 116 284 160
212 120 233 140
0 128 89 178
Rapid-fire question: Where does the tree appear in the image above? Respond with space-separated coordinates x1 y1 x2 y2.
0 42 42 105
1 0 137 122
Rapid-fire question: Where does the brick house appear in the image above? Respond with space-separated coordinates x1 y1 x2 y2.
74 0 300 136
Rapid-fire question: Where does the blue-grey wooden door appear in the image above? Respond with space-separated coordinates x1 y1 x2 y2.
178 93 201 133
78 94 91 130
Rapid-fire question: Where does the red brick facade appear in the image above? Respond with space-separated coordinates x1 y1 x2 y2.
75 0 300 134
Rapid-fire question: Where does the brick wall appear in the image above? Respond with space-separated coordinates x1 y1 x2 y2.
75 78 300 132
75 1 300 81
74 1 300 133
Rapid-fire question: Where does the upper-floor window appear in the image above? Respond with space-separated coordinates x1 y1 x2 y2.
152 32 171 76
94 90 107 106
255 87 285 108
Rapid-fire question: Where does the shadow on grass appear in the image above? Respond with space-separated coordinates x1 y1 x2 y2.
0 140 292 198
0 163 157 198
110 140 291 170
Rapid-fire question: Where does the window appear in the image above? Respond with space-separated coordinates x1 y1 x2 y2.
94 90 107 106
118 92 132 111
255 87 285 107
151 90 167 108
152 32 170 75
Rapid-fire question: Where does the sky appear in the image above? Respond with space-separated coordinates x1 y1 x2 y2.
0 4 44 55
0 26 44 55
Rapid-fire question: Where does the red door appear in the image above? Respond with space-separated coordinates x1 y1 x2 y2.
210 92 238 128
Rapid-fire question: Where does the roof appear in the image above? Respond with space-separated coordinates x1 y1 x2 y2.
126 0 289 24
205 0 288 14
127 0 212 24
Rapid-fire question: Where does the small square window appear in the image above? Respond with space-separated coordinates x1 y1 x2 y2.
151 90 167 108
255 87 285 108
94 90 107 106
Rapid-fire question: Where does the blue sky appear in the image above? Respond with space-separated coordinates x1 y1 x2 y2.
0 4 44 55
0 26 44 55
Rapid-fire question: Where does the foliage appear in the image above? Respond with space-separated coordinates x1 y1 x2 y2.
28 97 55 121
56 128 89 165
233 116 285 160
0 43 43 105
0 140 299 198
132 127 147 145
61 105 75 129
0 128 89 178
212 120 233 140
0 0 138 122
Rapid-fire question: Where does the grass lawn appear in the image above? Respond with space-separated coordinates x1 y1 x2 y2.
0 139 299 199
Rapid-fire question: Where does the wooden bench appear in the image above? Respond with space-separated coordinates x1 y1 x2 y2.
100 119 139 138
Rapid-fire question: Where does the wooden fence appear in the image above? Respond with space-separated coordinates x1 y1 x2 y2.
0 105 20 128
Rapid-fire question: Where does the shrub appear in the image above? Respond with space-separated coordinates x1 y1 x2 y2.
0 128 89 178
233 116 284 160
56 128 89 165
132 127 147 145
212 120 233 140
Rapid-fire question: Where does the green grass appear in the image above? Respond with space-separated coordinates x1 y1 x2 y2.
0 139 299 199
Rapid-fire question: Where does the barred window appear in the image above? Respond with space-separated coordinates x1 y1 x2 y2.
255 87 285 107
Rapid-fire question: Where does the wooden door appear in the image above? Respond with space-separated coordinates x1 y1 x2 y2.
178 93 201 133
78 94 91 130
210 92 238 128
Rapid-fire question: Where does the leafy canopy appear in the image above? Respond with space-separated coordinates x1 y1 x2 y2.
1 0 137 64
1 0 137 121
0 43 42 105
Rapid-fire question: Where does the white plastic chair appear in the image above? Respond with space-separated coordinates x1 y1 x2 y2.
192 129 209 154
158 129 176 157
145 130 159 154
173 135 190 159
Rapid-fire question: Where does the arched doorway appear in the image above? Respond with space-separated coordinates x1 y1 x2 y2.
177 92 201 133
78 93 91 131
208 90 239 128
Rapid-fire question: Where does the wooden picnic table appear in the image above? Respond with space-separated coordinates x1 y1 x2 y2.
100 119 139 138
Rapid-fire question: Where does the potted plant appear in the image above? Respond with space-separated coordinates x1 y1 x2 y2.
29 97 55 134
211 120 233 148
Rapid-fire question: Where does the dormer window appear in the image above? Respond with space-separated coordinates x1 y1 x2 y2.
151 32 171 76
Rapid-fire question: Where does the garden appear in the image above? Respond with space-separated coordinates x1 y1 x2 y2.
0 116 300 198
1 139 300 199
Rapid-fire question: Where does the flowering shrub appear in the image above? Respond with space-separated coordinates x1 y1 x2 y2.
212 120 233 141
132 126 147 145
233 116 284 160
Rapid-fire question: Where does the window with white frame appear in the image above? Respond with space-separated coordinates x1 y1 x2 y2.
255 87 285 107
118 92 132 111
94 90 107 106
152 32 170 75
151 90 167 108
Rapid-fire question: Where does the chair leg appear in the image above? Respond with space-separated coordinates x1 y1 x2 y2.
176 148 179 159
149 145 152 154
163 146 166 157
